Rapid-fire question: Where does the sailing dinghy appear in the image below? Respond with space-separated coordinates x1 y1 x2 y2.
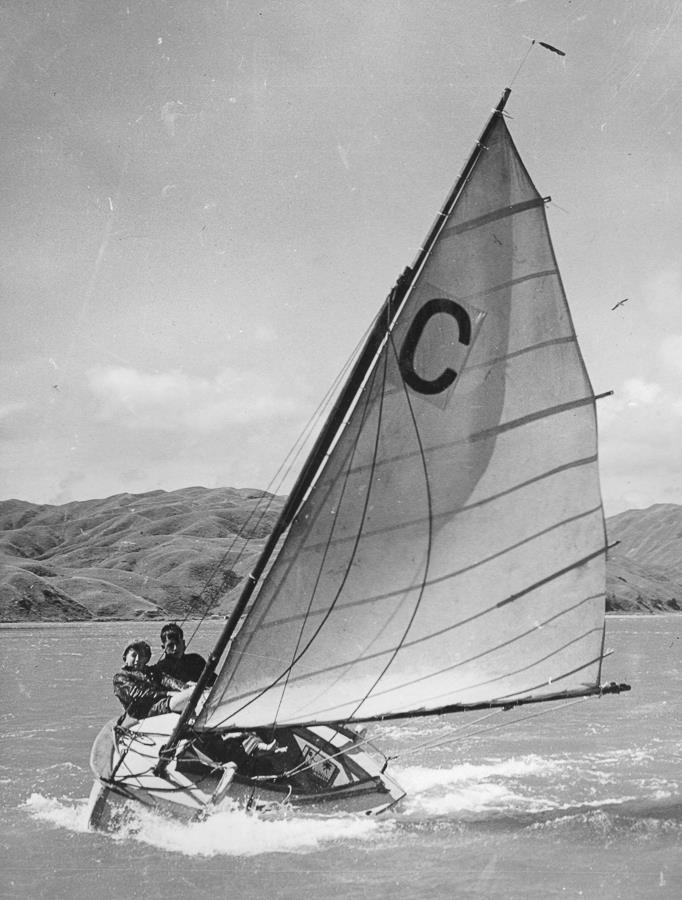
88 88 629 830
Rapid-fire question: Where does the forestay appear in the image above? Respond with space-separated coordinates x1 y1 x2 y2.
196 112 607 731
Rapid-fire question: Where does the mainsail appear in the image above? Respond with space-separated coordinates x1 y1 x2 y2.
196 99 607 731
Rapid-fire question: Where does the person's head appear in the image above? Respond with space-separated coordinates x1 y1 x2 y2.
160 623 185 660
123 640 151 670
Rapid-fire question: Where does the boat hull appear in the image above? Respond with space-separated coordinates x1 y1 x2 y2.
87 715 405 831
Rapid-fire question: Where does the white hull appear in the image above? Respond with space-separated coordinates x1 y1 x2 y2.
87 714 405 831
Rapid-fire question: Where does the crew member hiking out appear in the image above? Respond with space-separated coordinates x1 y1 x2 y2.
113 639 194 720
155 622 215 685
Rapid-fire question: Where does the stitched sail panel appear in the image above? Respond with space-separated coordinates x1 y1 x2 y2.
197 115 606 730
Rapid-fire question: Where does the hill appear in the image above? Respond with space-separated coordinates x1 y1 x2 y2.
606 503 682 613
0 490 680 621
0 487 284 622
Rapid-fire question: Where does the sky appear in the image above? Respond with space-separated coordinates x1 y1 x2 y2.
1 0 681 516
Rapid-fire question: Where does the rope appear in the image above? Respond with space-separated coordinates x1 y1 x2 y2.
387 709 503 760
387 697 589 761
179 319 374 650
343 329 434 722
281 731 389 780
508 40 535 88
509 37 567 90
270 361 384 730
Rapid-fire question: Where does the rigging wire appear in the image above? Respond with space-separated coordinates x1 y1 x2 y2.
343 327 435 724
207 359 386 731
509 38 567 89
277 697 590 783
196 276 421 730
388 696 590 761
270 358 386 731
175 319 375 649
508 41 535 89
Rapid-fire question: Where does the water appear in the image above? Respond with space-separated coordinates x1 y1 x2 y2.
1 617 680 899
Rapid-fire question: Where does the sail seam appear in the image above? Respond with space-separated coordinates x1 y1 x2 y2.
209 358 392 730
219 593 604 708
270 375 383 724
442 197 546 237
260 422 598 576
381 333 576 398
271 455 599 566
354 663 607 724
304 616 605 718
495 653 605 701
394 629 605 710
454 455 598 516
327 627 605 720
457 267 559 304
466 335 575 372
345 331 436 721
249 502 603 631
303 395 597 483
227 629 605 725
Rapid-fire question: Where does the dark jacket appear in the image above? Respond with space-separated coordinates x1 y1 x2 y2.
113 665 186 719
155 652 214 685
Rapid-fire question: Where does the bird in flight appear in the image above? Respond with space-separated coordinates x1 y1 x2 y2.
611 298 629 310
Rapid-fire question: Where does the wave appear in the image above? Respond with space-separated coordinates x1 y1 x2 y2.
24 793 92 834
23 781 682 858
390 752 681 823
393 755 559 817
23 792 395 857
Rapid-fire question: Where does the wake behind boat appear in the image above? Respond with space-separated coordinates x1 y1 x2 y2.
88 87 629 830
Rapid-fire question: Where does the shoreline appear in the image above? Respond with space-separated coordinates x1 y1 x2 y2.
1 611 680 628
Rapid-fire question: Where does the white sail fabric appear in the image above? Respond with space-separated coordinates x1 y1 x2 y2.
197 114 607 730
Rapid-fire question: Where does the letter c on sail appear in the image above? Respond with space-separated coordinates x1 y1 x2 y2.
398 298 472 394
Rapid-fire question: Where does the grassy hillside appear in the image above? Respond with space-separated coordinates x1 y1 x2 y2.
606 503 682 613
0 487 283 622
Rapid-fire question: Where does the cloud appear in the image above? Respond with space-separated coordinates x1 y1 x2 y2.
598 376 682 513
643 265 682 329
620 377 662 406
659 334 682 374
87 366 308 432
0 401 26 422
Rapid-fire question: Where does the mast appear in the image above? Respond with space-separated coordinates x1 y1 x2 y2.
156 88 513 771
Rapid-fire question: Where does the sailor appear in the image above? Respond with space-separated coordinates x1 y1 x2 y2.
113 639 195 720
155 623 215 685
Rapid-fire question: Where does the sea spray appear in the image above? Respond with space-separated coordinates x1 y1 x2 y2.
24 793 91 834
25 791 395 857
394 754 564 816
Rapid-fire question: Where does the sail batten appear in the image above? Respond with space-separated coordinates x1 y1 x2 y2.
443 196 547 236
222 613 604 708
496 546 606 608
450 268 560 304
196 105 609 732
268 399 595 502
225 584 604 672
267 501 602 594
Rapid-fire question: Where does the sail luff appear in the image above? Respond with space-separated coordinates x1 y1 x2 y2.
408 88 512 277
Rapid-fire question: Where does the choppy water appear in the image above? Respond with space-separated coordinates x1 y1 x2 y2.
1 617 680 898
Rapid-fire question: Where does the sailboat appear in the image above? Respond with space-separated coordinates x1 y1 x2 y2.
87 88 629 830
